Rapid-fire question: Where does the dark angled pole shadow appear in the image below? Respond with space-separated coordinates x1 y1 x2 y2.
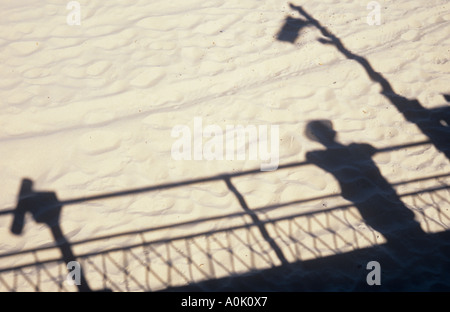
279 3 450 159
1 164 449 291
223 176 289 266
305 120 429 251
10 178 103 292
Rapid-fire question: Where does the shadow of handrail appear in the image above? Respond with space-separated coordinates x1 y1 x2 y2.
0 139 432 217
2 184 448 268
1 2 449 290
1 171 449 260
1 167 448 291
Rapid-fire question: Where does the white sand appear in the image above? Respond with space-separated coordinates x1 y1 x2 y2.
0 0 449 291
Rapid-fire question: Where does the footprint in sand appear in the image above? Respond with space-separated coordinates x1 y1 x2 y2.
86 60 112 76
401 29 421 41
8 41 40 56
129 67 165 88
78 130 121 155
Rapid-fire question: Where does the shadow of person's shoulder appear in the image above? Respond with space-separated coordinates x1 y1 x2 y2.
348 142 376 156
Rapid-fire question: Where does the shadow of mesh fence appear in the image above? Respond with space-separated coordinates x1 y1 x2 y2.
1 174 448 292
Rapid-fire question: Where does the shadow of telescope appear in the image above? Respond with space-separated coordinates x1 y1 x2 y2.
10 179 110 292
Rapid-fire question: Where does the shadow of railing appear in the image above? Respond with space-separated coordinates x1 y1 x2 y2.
1 3 449 291
0 139 449 291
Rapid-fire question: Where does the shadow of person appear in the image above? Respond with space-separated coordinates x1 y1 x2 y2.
304 120 429 253
10 178 93 292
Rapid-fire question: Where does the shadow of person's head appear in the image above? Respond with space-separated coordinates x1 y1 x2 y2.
305 120 337 147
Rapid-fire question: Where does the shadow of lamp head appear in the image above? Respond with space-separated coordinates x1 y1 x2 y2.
277 16 311 43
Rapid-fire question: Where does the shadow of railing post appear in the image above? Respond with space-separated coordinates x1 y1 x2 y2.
223 175 289 266
0 140 448 291
0 177 448 291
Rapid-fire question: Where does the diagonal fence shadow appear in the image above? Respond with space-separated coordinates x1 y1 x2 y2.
1 4 449 292
0 138 449 291
1 177 448 291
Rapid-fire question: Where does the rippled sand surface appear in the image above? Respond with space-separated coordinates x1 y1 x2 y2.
0 1 449 291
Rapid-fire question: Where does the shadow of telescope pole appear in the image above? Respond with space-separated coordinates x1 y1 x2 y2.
11 178 93 292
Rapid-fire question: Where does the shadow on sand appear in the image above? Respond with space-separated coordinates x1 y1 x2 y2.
0 3 449 292
1 134 449 291
277 3 450 160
